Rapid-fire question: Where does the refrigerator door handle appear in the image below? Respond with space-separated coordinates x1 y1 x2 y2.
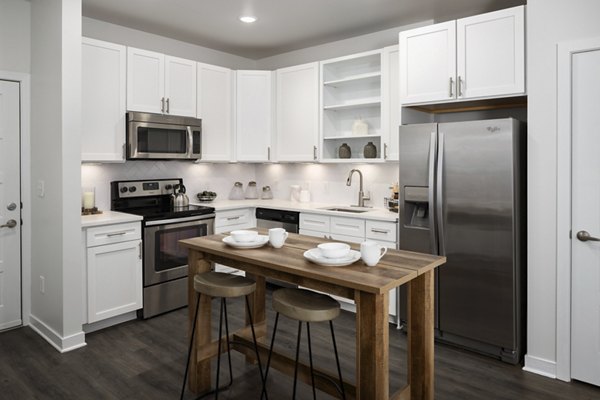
428 131 438 255
436 131 446 256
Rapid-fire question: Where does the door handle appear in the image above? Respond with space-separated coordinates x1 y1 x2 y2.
0 219 17 229
576 230 600 242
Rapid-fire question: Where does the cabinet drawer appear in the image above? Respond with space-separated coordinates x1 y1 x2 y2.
86 222 141 247
215 208 254 229
330 216 365 238
300 213 330 233
365 220 397 243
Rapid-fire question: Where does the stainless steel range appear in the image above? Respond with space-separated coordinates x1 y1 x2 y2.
111 178 215 319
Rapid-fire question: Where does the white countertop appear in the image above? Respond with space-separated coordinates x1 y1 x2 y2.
191 199 398 222
81 210 143 228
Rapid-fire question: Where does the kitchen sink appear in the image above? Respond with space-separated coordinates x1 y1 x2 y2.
320 206 371 213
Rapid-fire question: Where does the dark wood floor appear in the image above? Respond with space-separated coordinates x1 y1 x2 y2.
1 290 599 400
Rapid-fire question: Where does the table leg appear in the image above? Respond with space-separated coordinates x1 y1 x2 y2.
407 270 434 399
355 290 389 400
187 250 212 393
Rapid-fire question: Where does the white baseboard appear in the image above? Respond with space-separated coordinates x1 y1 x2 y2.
523 354 557 379
83 311 137 334
29 315 87 353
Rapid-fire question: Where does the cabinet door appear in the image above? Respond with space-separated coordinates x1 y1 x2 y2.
165 55 197 117
197 63 233 161
276 62 319 162
87 240 142 323
235 70 273 162
457 6 525 99
399 21 456 104
382 45 400 161
82 38 126 162
127 47 165 113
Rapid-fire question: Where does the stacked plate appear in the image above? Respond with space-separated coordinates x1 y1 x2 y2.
304 243 361 267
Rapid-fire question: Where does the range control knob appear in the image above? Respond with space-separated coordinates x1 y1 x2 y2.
165 184 172 190
120 186 128 193
129 186 137 193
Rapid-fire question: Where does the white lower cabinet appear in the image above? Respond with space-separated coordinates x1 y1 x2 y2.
214 208 256 275
83 222 142 324
299 212 398 317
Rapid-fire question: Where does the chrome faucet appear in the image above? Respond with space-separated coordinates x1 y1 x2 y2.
346 168 370 207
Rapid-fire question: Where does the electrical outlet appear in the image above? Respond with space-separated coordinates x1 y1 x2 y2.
37 180 45 198
40 276 45 294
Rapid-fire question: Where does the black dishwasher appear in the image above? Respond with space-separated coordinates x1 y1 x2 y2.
255 208 299 233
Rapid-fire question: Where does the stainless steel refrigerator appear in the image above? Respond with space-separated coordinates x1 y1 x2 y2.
398 118 525 364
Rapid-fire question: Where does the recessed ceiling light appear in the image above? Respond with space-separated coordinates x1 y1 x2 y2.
239 16 257 23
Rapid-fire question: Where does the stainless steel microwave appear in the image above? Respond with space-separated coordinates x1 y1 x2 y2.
126 112 202 160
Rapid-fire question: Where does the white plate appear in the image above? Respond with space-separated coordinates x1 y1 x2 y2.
222 235 269 249
303 248 361 267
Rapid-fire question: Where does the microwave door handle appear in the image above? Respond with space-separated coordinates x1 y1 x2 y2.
187 126 193 158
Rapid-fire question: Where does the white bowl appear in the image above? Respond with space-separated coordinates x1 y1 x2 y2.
317 242 351 259
230 230 259 243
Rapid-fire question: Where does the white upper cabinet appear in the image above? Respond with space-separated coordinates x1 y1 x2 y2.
164 56 197 117
276 62 319 162
82 38 127 162
235 70 273 162
399 21 456 104
197 63 234 162
382 45 400 161
456 6 525 99
127 47 165 114
399 6 525 105
127 47 196 116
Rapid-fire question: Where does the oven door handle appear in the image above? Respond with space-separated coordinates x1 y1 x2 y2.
144 214 216 226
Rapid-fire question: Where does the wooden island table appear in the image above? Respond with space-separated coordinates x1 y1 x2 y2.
180 232 445 400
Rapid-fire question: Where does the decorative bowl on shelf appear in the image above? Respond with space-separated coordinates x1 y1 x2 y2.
196 191 217 202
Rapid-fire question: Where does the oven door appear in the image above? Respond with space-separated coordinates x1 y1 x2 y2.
143 215 214 286
128 120 201 160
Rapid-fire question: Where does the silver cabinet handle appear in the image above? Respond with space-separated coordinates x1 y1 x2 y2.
370 228 390 234
106 231 128 237
384 143 388 160
577 230 600 242
313 145 317 160
0 219 17 229
226 216 241 221
166 98 170 113
161 97 165 113
268 146 271 161
138 242 142 259
458 76 463 97
449 77 454 97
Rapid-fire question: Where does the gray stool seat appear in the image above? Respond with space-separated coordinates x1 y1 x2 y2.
273 288 340 322
194 271 256 298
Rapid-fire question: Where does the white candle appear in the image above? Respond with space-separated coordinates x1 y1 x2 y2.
82 191 95 209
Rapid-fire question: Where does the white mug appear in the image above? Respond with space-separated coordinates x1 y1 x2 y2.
360 241 387 267
268 228 289 248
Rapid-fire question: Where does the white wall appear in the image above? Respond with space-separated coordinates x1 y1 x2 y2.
525 0 600 377
256 21 431 70
0 0 30 73
30 0 84 351
82 17 256 70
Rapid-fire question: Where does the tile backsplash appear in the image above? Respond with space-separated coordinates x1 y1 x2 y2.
82 161 399 211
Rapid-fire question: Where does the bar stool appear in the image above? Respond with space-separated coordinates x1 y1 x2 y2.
180 272 267 400
262 288 346 400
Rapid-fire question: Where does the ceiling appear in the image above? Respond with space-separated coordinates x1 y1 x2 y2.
82 0 526 59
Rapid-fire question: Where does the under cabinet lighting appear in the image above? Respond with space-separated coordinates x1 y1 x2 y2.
239 16 257 23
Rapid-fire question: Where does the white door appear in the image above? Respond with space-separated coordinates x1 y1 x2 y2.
571 47 600 386
165 55 196 117
235 70 273 162
457 6 525 100
0 80 21 330
127 47 164 114
276 62 319 162
197 63 233 161
399 21 456 104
